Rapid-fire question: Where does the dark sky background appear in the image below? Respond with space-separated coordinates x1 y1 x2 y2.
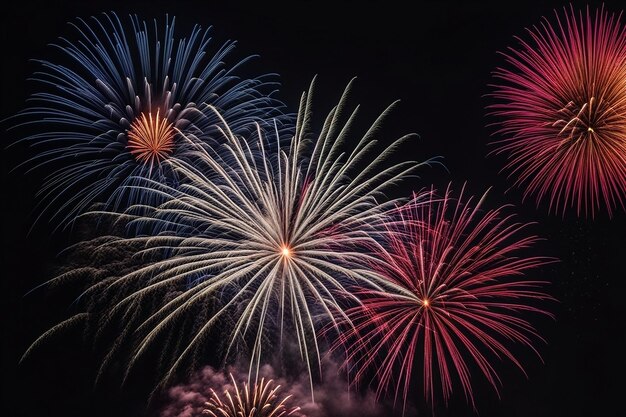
2 1 625 416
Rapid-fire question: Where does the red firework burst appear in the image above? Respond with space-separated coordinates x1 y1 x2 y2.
335 185 554 411
489 5 626 217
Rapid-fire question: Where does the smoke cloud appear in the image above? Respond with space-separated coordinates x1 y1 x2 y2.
159 361 391 417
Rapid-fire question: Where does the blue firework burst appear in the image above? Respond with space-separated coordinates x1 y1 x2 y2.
11 12 287 229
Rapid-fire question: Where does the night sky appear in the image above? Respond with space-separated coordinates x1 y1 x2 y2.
2 1 625 416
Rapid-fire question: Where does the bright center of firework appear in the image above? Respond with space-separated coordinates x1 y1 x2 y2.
281 246 291 257
127 110 175 165
422 298 430 308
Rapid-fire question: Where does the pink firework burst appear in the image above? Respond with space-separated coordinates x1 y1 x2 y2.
489 5 626 217
335 185 554 411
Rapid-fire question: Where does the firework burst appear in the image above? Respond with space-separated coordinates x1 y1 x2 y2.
489 5 626 217
202 374 301 417
335 185 554 411
10 12 286 229
24 79 430 393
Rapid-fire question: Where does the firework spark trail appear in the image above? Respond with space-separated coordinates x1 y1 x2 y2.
333 185 554 412
24 78 433 395
489 5 626 217
9 12 287 229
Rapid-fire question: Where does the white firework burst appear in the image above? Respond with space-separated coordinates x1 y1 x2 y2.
24 78 432 394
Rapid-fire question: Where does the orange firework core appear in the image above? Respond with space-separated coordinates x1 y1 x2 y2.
127 110 175 164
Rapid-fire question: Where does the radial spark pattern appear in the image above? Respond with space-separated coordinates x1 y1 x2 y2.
489 6 626 217
127 110 175 164
202 374 301 417
335 185 553 410
27 79 427 391
12 12 285 228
